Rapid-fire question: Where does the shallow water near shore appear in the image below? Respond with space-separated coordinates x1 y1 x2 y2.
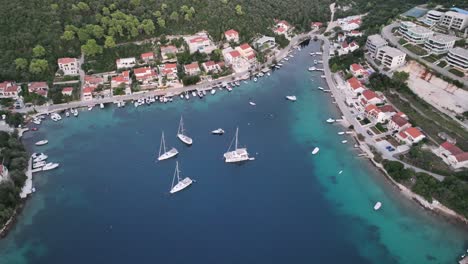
0 42 467 264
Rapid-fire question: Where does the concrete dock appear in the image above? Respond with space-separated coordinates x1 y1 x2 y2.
20 158 33 199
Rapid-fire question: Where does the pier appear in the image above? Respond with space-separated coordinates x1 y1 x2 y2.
20 158 33 199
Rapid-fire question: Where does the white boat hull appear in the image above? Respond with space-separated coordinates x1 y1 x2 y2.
312 147 320 155
158 148 179 161
170 177 193 194
35 140 48 146
224 148 250 163
177 134 193 145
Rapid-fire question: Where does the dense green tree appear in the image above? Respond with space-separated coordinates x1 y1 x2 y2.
32 45 46 58
14 58 28 71
104 36 116 48
169 11 179 21
235 5 244 16
157 18 166 28
81 39 103 56
29 59 48 74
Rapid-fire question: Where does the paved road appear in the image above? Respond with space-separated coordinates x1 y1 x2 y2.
381 22 468 88
78 54 85 99
316 34 445 181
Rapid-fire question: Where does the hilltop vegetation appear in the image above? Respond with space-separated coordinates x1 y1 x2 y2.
0 0 332 82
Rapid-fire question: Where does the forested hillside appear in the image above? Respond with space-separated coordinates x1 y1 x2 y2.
0 0 332 82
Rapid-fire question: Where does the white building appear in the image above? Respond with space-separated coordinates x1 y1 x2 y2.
447 47 468 71
184 62 201 76
224 29 239 42
0 81 21 98
424 10 443 25
223 48 250 73
424 34 457 54
434 142 468 169
375 46 406 69
399 22 433 44
440 11 468 31
396 127 426 145
253 36 276 51
366 34 388 56
185 32 216 54
116 57 136 69
337 16 362 31
58 57 79 75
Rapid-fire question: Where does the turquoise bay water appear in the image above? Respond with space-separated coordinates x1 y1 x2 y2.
0 42 466 264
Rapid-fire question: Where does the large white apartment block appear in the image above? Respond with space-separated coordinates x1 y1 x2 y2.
185 32 216 54
58 57 79 75
424 34 457 54
399 22 433 44
424 10 443 25
365 34 388 56
440 11 468 31
375 46 406 69
447 47 468 71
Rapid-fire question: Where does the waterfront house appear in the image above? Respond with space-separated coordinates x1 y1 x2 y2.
84 75 104 87
338 17 361 31
141 52 155 63
82 87 94 101
111 71 131 88
223 48 250 73
397 127 426 144
28 82 49 97
236 43 256 63
253 36 276 51
184 62 201 76
366 34 388 56
134 67 158 84
274 20 291 35
388 114 411 132
160 45 178 62
202 61 224 73
185 32 216 54
360 90 383 105
159 63 178 80
61 87 73 96
116 57 136 70
364 104 388 123
341 41 359 54
0 81 21 98
57 57 79 75
346 77 365 95
0 164 9 183
434 142 468 169
225 29 239 42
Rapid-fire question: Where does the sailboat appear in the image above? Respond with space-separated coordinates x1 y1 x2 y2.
169 161 193 194
223 127 252 163
157 131 178 161
177 116 193 145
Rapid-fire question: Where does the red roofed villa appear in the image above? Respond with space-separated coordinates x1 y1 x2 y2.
225 29 239 42
435 142 468 169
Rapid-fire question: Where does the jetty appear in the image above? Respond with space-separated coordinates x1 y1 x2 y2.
20 158 33 198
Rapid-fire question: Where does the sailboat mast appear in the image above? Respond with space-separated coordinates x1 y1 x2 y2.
176 162 181 182
162 131 166 153
159 132 163 157
171 162 178 189
235 127 239 150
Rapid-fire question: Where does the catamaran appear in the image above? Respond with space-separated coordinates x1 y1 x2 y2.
169 161 193 194
177 116 193 145
157 131 178 161
223 127 252 163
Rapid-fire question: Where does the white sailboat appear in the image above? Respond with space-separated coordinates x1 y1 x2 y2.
223 127 251 163
157 131 178 161
169 161 193 194
177 116 193 145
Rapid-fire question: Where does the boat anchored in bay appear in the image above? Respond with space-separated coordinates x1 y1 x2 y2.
169 161 193 194
223 127 253 163
157 131 178 161
177 116 193 145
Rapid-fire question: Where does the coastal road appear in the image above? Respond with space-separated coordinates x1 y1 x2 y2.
381 22 468 88
315 34 446 182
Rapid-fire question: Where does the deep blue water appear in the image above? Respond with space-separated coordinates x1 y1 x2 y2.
0 42 466 264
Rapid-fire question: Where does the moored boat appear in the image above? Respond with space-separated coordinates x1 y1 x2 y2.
286 95 297 102
326 118 335 123
312 147 320 155
176 116 193 145
374 202 382 210
212 128 225 135
42 162 59 171
169 161 193 194
157 131 178 161
35 140 48 146
223 127 251 163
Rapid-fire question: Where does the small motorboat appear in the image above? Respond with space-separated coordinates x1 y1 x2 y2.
100 103 104 109
326 118 335 123
191 91 197 97
308 66 316 71
180 94 184 99
88 106 93 111
33 161 46 169
267 72 271 76
284 57 289 61
42 162 59 171
374 202 382 211
321 75 326 78
211 128 225 135
312 147 320 155
341 140 348 144
253 78 258 82
65 111 70 117
338 170 343 174
226 86 232 92
318 87 324 90
73 110 79 117
338 132 345 135
211 89 216 95
35 140 48 146
286 96 297 102
249 101 256 106
185 94 190 100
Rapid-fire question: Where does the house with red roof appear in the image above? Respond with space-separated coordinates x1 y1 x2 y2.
58 57 79 75
346 77 365 94
311 22 323 30
396 127 426 144
82 87 94 101
364 104 386 122
111 71 131 88
160 46 178 62
0 81 21 98
225 29 239 42
338 16 362 31
134 67 158 84
435 142 468 169
350 63 367 77
84 75 104 87
388 113 411 132
184 62 201 76
235 43 256 63
342 41 360 54
141 52 155 62
116 57 136 69
185 32 216 54
359 89 383 105
28 82 49 97
61 87 74 96
159 63 178 80
274 20 291 35
202 61 224 73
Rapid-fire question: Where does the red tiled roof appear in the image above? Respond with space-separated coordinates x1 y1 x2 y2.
165 63 177 69
454 152 468 162
347 77 362 90
134 67 151 75
349 18 361 25
351 30 360 34
29 82 48 90
58 57 77 64
83 87 94 94
62 87 73 93
247 54 256 60
365 104 380 113
278 20 290 27
441 142 464 155
34 89 47 96
5 85 19 92
141 52 154 59
112 76 127 83
312 22 323 27
398 131 408 139
378 105 396 113
391 115 409 127
225 29 239 36
276 27 285 33
240 43 251 50
351 63 363 72
204 61 215 67
349 41 358 48
185 62 199 70
362 90 378 100
217 61 225 68
229 50 241 58
342 42 349 48
405 127 423 139
190 37 208 43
